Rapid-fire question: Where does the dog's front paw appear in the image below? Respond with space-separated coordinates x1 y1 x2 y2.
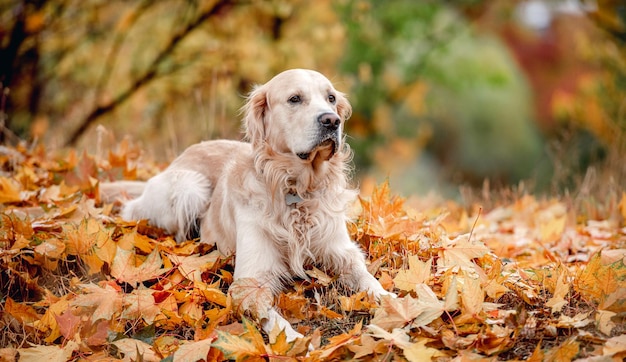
373 289 397 300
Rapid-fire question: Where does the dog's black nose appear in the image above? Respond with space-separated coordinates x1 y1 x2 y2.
318 112 341 131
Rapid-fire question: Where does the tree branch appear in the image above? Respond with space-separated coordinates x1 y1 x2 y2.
66 0 234 146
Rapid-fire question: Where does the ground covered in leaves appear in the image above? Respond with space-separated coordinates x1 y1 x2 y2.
0 142 625 361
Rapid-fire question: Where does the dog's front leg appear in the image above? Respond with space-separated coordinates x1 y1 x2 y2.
229 214 304 342
327 230 396 299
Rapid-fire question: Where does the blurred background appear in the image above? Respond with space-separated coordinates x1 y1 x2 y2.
1 0 624 198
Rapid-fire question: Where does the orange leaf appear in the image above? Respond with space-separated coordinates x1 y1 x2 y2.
5 297 40 324
0 176 22 203
110 246 169 287
393 256 431 292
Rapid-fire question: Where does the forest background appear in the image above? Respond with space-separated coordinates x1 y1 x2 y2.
2 0 624 198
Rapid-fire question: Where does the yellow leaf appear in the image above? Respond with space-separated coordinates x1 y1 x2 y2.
366 324 411 349
172 338 213 362
575 250 626 312
111 338 160 362
546 268 570 313
402 338 441 362
393 256 431 292
17 341 79 362
212 318 268 361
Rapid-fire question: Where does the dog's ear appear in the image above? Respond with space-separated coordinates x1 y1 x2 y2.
243 85 268 148
336 91 352 122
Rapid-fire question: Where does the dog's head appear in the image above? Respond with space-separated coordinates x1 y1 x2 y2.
243 69 352 164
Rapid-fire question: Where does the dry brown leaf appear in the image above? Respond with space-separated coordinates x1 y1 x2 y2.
110 246 169 287
17 341 79 362
71 282 123 322
370 294 421 330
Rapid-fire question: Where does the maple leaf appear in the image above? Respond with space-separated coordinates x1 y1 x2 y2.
121 286 161 324
575 250 626 312
437 234 489 274
229 278 273 321
112 338 161 362
71 282 123 322
347 334 387 359
268 323 310 357
5 297 41 324
460 273 484 316
545 268 570 313
110 246 169 287
212 318 269 361
54 309 81 340
36 295 72 343
172 338 213 362
412 284 446 328
366 324 411 349
17 341 79 362
85 320 110 346
168 251 220 282
370 295 422 330
393 255 432 292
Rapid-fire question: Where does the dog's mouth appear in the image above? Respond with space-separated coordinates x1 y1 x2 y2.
296 136 337 162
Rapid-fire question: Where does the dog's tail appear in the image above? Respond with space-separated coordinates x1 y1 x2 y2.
116 170 211 242
99 181 146 204
168 170 212 241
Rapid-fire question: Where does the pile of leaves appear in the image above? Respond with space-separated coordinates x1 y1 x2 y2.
0 142 625 361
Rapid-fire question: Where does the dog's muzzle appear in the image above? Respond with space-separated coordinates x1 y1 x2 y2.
297 112 341 161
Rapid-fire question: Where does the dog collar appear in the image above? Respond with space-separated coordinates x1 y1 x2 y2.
285 192 303 206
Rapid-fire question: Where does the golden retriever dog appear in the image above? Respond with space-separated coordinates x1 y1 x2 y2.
102 69 393 341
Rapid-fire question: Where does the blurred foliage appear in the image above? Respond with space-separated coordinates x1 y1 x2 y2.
339 0 545 194
1 0 625 194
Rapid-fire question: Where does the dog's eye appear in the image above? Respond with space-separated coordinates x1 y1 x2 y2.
328 94 336 104
288 95 301 104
